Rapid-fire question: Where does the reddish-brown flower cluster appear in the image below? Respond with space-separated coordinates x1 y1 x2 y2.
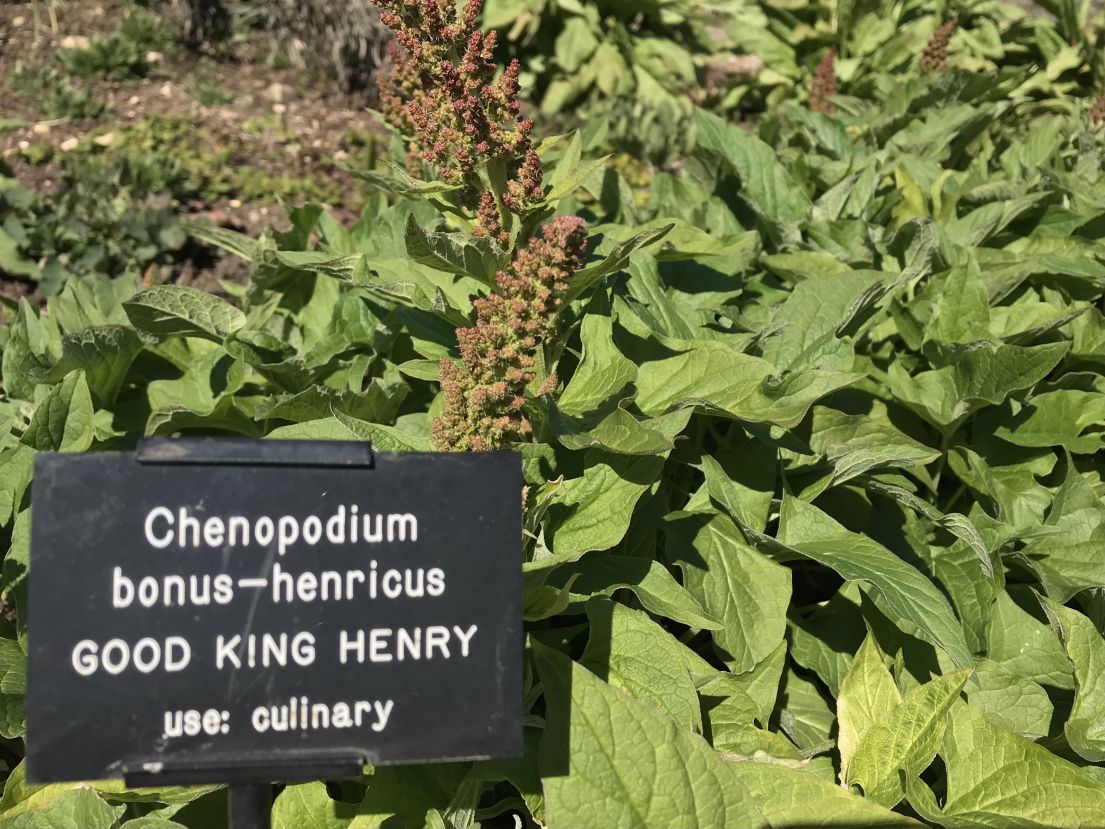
920 21 957 75
432 217 588 450
1090 95 1105 126
376 0 589 451
809 48 838 116
377 0 544 240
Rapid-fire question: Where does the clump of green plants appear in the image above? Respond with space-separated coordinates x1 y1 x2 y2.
184 73 235 106
56 6 176 80
1 0 1105 827
69 116 342 205
0 150 187 295
6 68 106 120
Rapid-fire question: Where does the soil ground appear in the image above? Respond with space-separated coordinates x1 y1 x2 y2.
0 0 387 303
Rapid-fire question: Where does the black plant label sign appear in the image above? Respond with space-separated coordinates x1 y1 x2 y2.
27 444 522 784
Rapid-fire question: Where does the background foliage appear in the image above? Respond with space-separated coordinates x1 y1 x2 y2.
2 0 1105 827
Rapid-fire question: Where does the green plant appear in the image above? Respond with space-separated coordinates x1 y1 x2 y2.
6 68 107 121
1 0 1105 827
184 74 235 106
0 151 188 295
56 34 150 80
484 0 711 161
56 6 175 80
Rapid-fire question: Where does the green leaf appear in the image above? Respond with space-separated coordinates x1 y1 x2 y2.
802 406 939 494
635 341 861 429
993 390 1105 454
761 270 885 372
272 251 369 283
404 215 501 285
564 223 675 303
732 761 923 827
2 299 53 402
701 439 776 534
545 132 608 203
777 668 835 753
923 262 991 351
788 583 867 697
548 409 690 557
888 343 1069 428
1038 597 1105 762
581 598 703 732
123 286 246 343
48 325 143 407
271 782 355 829
20 370 94 452
186 222 259 260
666 513 791 672
0 763 197 820
693 109 811 224
837 635 901 784
911 703 1105 827
332 408 432 452
547 555 721 630
1021 462 1105 602
349 764 471 829
557 407 675 455
966 658 1053 740
48 275 135 334
847 669 970 807
778 496 973 670
557 313 637 417
0 446 34 526
986 587 1074 690
535 643 768 829
0 788 121 829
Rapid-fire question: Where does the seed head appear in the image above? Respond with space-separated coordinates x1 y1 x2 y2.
377 0 539 197
809 48 838 116
920 21 957 75
433 217 589 451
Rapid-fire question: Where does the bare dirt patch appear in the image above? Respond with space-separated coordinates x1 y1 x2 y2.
1 0 387 300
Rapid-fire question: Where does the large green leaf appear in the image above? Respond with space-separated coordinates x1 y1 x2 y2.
0 788 121 829
635 341 861 428
888 343 1069 428
846 669 971 807
986 587 1074 690
547 555 721 630
581 598 703 732
761 270 885 372
557 313 637 416
992 390 1105 454
666 513 791 673
693 109 811 224
729 761 922 828
123 285 246 343
548 409 689 557
1021 463 1105 602
778 496 973 669
966 659 1053 740
271 782 355 829
1039 597 1105 762
536 643 769 829
47 326 143 407
837 635 901 784
20 370 95 453
909 703 1105 828
800 405 939 495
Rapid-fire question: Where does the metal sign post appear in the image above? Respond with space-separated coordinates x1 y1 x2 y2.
228 785 273 829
